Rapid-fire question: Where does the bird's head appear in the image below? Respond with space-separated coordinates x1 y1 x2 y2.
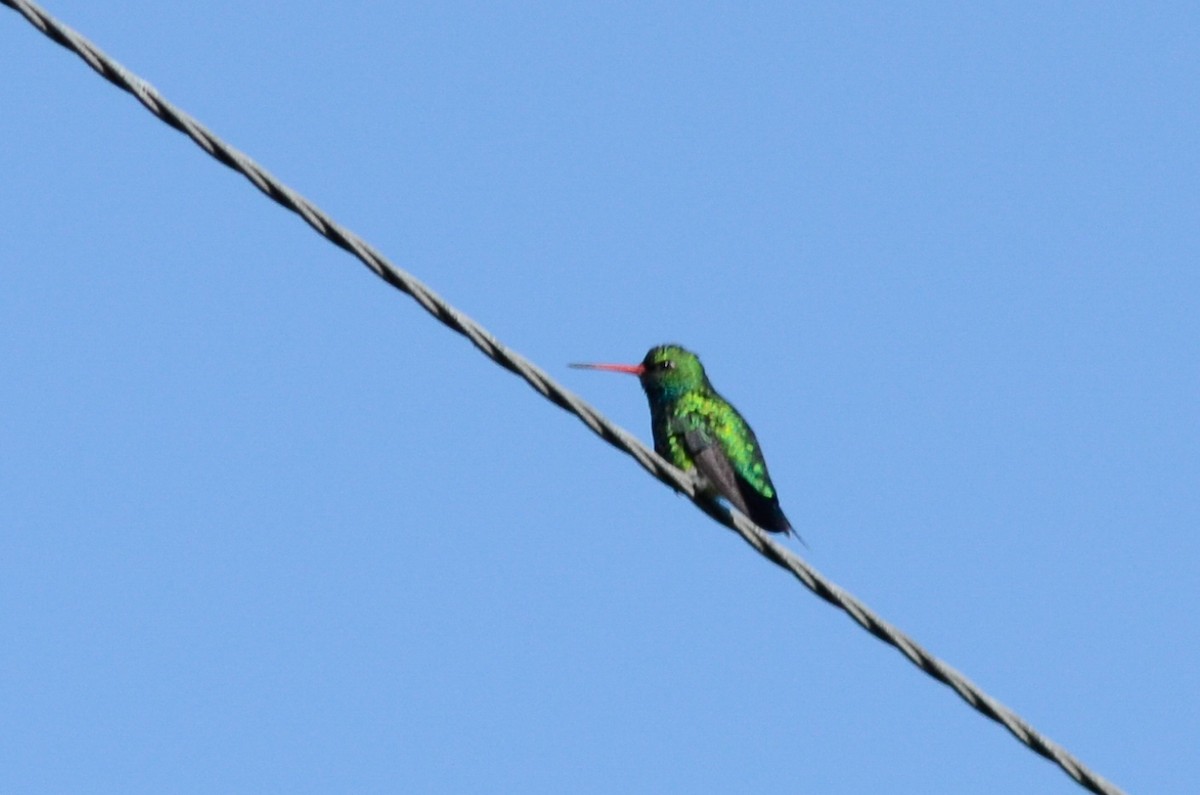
571 344 708 402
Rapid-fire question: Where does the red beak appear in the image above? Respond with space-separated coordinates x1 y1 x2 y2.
569 362 646 376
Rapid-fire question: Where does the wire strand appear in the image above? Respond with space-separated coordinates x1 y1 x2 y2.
2 2 1124 793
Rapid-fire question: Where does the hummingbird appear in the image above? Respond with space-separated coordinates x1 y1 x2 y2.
571 344 798 540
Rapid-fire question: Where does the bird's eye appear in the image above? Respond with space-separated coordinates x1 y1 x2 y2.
660 360 676 370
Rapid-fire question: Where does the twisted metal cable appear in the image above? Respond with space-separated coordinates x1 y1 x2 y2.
3 2 1124 793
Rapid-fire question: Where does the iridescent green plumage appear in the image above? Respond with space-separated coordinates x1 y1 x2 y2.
572 344 795 537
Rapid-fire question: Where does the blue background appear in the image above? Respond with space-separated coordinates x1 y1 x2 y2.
3 3 1196 793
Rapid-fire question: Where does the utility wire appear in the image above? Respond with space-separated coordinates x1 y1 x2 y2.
3 2 1124 793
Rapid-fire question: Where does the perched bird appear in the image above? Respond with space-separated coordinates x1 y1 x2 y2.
571 344 798 540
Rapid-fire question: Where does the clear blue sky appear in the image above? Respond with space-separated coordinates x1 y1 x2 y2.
2 3 1196 793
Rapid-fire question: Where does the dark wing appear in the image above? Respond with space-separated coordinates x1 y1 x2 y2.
684 429 752 517
683 429 797 538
